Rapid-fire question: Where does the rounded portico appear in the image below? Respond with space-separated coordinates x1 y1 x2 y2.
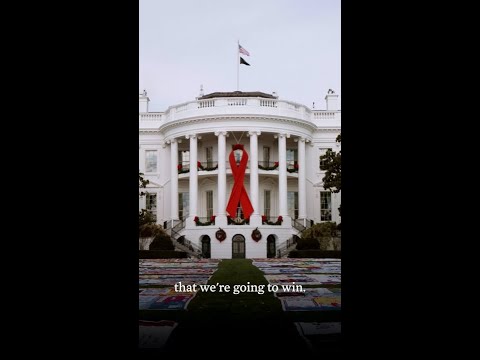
139 90 341 258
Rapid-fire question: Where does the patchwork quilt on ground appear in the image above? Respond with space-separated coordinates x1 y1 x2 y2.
252 259 342 311
139 259 221 308
264 274 341 285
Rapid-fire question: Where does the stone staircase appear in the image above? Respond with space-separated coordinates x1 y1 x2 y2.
276 218 314 258
164 219 203 258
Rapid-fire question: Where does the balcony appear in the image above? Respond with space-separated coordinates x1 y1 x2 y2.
177 161 299 177
139 97 340 125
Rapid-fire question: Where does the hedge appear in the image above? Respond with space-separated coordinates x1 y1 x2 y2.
139 250 188 259
288 250 341 259
295 237 320 250
149 234 175 251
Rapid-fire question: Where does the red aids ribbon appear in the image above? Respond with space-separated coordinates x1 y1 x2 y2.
226 144 254 219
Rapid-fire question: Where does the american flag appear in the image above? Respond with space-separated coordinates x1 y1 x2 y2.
239 44 250 56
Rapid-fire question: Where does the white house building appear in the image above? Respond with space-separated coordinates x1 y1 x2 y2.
139 89 341 259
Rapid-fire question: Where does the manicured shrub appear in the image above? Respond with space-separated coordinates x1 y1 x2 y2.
296 237 320 250
302 222 337 238
149 233 174 251
139 223 164 238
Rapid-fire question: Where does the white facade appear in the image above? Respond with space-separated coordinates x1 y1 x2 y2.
139 90 341 259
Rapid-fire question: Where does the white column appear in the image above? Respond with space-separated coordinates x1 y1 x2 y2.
170 139 179 220
187 134 198 226
215 131 228 227
249 130 261 226
298 137 307 221
278 133 289 220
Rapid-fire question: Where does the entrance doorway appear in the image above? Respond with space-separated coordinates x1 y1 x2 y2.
232 234 245 259
201 235 211 258
267 235 276 258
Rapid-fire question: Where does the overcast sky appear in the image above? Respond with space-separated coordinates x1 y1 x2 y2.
139 0 340 112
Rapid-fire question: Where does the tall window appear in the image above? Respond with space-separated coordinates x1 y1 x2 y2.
146 193 157 222
319 148 332 170
320 191 332 221
145 150 157 173
288 191 298 219
234 149 242 164
286 149 298 169
179 150 190 167
178 192 189 220
206 190 213 218
264 190 271 218
263 146 270 165
236 202 244 220
206 147 213 168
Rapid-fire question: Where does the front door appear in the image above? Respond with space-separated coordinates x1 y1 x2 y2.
267 235 276 258
201 236 211 258
232 234 245 259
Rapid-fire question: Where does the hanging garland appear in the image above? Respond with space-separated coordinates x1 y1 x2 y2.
287 162 299 173
258 161 279 171
197 161 218 171
251 227 262 242
177 164 189 174
215 228 226 242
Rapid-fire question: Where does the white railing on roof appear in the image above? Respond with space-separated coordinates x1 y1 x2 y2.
139 113 163 121
198 99 215 108
139 98 339 124
260 99 277 107
312 111 336 120
228 98 247 106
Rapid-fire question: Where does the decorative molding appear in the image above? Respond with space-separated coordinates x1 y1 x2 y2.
260 178 277 186
275 133 290 139
247 130 261 137
200 178 216 186
144 180 162 188
158 115 320 133
139 129 163 136
314 128 341 133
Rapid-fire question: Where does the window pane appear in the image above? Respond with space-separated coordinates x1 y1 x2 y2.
320 192 332 221
179 151 190 166
319 148 332 169
264 190 271 218
146 193 157 222
206 147 213 167
183 192 189 217
263 147 270 163
288 191 299 219
145 150 157 172
178 192 189 219
234 150 242 163
206 191 213 218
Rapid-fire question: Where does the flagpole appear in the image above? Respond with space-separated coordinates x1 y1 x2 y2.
237 40 239 91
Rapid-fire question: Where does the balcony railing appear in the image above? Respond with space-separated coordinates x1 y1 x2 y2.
194 216 216 226
258 161 279 170
139 97 340 124
227 217 249 225
178 161 219 173
177 161 301 174
261 216 283 225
